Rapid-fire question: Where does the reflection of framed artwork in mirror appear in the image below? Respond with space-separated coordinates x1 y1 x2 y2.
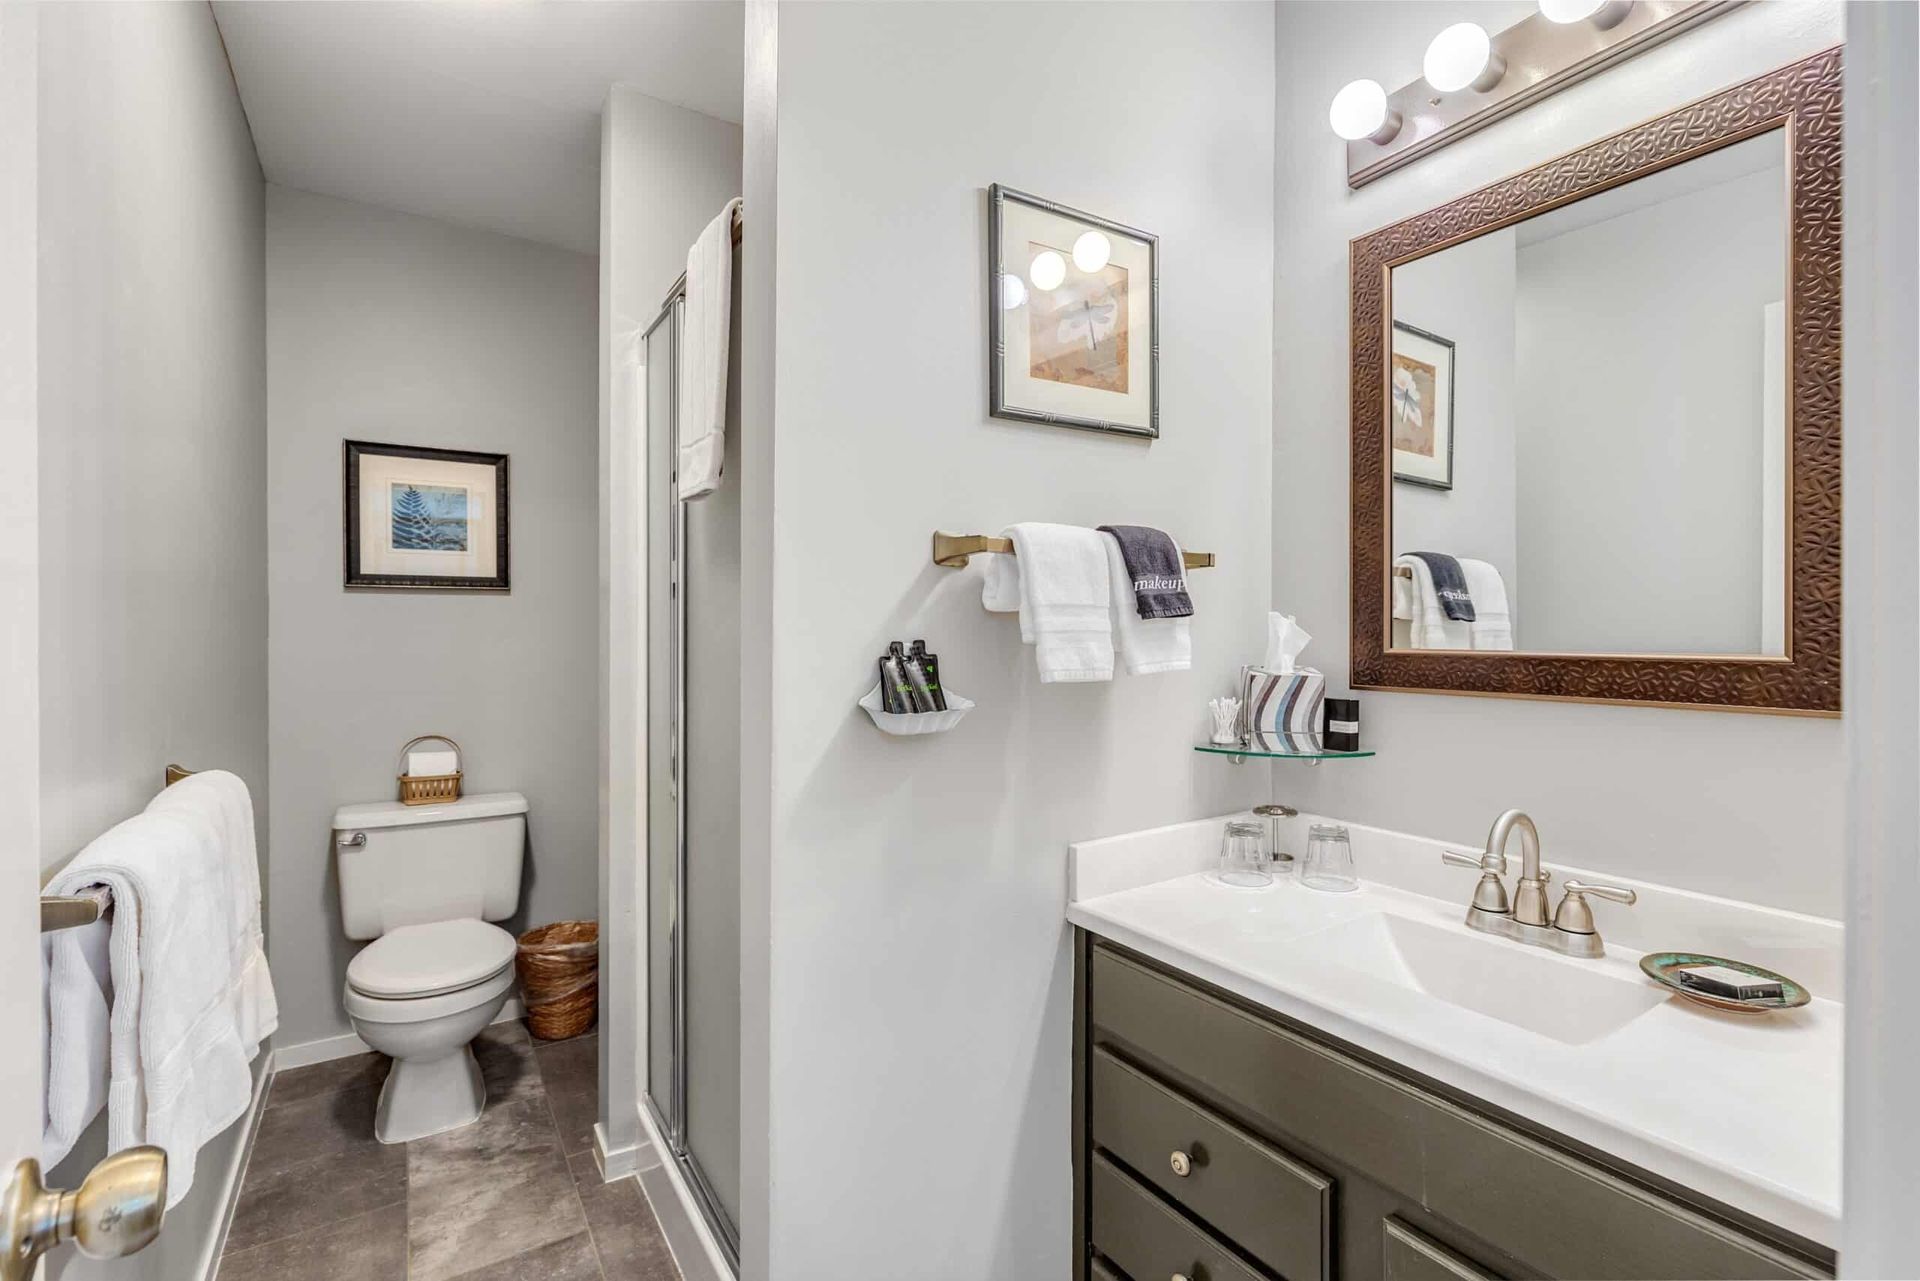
1348 47 1841 715
1390 322 1454 491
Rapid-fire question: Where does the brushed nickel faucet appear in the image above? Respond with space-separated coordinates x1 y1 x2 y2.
1442 809 1637 959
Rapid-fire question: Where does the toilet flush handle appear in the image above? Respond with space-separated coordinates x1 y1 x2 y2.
339 831 367 847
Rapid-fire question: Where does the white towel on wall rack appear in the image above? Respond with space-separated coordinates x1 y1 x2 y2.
982 523 1115 682
677 198 742 500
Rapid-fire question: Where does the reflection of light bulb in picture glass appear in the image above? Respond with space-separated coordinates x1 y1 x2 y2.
1028 249 1066 291
999 272 1027 311
1071 231 1112 273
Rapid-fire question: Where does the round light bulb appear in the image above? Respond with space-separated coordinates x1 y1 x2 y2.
1538 0 1604 20
1028 249 1066 292
999 272 1027 311
1071 231 1112 273
1328 78 1394 143
1423 22 1500 93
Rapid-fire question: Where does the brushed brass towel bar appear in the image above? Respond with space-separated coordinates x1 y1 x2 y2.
932 531 1216 571
39 764 198 932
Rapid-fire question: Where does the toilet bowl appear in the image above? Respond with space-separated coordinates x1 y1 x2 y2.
343 917 519 1143
332 792 530 1144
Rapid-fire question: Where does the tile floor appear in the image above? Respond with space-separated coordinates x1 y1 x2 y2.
216 1022 681 1281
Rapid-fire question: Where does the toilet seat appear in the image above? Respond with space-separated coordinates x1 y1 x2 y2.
348 918 516 999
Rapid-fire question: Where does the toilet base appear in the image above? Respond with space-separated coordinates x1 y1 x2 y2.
374 1043 487 1144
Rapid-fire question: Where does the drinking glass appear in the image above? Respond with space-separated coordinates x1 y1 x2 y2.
1301 823 1358 893
1217 820 1273 888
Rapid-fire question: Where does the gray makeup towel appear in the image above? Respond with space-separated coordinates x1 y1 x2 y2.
1408 551 1476 622
1097 525 1193 619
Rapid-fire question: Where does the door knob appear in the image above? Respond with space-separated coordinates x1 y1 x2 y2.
1 1147 167 1281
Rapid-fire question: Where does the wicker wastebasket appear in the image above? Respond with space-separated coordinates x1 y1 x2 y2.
516 921 599 1040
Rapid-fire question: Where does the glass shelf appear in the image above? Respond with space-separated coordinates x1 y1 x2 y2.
1194 736 1375 762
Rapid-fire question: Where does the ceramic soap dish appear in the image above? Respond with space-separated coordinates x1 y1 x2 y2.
859 684 974 736
1639 952 1811 1015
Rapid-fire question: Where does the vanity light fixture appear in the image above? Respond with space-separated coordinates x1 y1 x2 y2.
1423 22 1505 94
1539 0 1634 28
1328 78 1402 145
1071 230 1112 273
1338 0 1738 189
1028 249 1066 292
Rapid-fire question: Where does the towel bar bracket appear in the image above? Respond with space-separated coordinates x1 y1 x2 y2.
40 889 110 934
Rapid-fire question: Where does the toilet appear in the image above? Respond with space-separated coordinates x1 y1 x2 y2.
332 791 528 1144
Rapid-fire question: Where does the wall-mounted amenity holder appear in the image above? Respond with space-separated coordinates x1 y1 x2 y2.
39 763 198 933
932 531 1216 571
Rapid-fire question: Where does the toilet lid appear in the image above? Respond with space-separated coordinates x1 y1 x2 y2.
348 919 516 999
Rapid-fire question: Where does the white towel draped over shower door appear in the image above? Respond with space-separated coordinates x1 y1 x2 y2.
677 197 742 500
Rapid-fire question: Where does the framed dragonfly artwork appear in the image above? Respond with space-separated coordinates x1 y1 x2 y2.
1388 321 1455 490
987 184 1158 438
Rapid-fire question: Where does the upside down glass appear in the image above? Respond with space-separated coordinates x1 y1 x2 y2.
1218 820 1273 888
1302 823 1358 893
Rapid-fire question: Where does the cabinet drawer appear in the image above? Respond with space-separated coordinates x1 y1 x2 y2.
1092 1152 1268 1281
1090 944 1824 1281
1382 1218 1501 1281
1093 1047 1329 1281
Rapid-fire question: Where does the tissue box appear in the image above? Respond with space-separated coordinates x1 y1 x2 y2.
1241 666 1327 743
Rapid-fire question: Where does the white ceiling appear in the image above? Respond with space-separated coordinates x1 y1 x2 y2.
212 0 743 255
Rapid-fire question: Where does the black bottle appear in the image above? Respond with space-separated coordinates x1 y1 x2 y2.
895 641 937 713
909 639 948 711
877 646 913 714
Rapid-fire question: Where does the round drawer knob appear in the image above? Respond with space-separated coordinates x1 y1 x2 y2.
1172 1274 1191 1281
1169 1149 1192 1177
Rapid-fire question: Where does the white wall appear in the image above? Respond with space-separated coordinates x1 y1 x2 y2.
31 5 268 1278
1272 0 1845 921
1389 227 1518 594
1840 3 1920 1273
597 85 740 1168
267 187 599 1048
747 3 1275 1273
1514 162 1784 655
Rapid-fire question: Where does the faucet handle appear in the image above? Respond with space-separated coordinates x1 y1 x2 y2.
1442 848 1510 915
1554 879 1638 935
1443 847 1506 874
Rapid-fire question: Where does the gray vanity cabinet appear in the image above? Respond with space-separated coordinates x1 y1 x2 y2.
1072 935 1834 1281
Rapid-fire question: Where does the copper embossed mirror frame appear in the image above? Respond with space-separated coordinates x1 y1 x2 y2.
1349 47 1841 716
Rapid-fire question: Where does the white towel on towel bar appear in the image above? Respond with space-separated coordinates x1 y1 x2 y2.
677 197 742 500
1395 555 1513 651
985 523 1114 682
42 771 276 1206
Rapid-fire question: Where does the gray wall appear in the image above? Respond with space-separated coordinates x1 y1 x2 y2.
33 4 268 1278
1272 0 1845 918
1514 163 1784 655
267 187 599 1048
1390 227 1518 596
746 4 1275 1273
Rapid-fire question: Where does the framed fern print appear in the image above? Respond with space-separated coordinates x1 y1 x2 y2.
344 440 510 591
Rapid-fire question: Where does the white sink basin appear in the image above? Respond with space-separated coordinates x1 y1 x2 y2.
1286 912 1668 1046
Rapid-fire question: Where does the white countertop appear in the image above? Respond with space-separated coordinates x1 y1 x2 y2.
1068 813 1842 1248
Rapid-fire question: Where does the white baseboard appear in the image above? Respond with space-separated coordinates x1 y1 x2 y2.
631 1100 734 1281
197 1053 273 1281
593 1120 640 1180
268 998 527 1070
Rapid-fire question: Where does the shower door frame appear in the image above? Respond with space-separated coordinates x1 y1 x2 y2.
641 289 741 1269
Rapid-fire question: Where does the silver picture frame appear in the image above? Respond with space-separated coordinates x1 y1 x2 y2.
987 183 1159 439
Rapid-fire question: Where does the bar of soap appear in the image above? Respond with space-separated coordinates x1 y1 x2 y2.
1676 964 1784 1002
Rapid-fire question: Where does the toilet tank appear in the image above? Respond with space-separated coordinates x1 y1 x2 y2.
333 792 528 940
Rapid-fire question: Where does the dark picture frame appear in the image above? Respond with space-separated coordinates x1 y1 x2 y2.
1389 321 1455 491
344 440 510 591
987 183 1159 439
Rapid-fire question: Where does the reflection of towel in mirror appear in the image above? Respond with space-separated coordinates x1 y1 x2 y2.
1397 556 1511 651
1406 551 1475 621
